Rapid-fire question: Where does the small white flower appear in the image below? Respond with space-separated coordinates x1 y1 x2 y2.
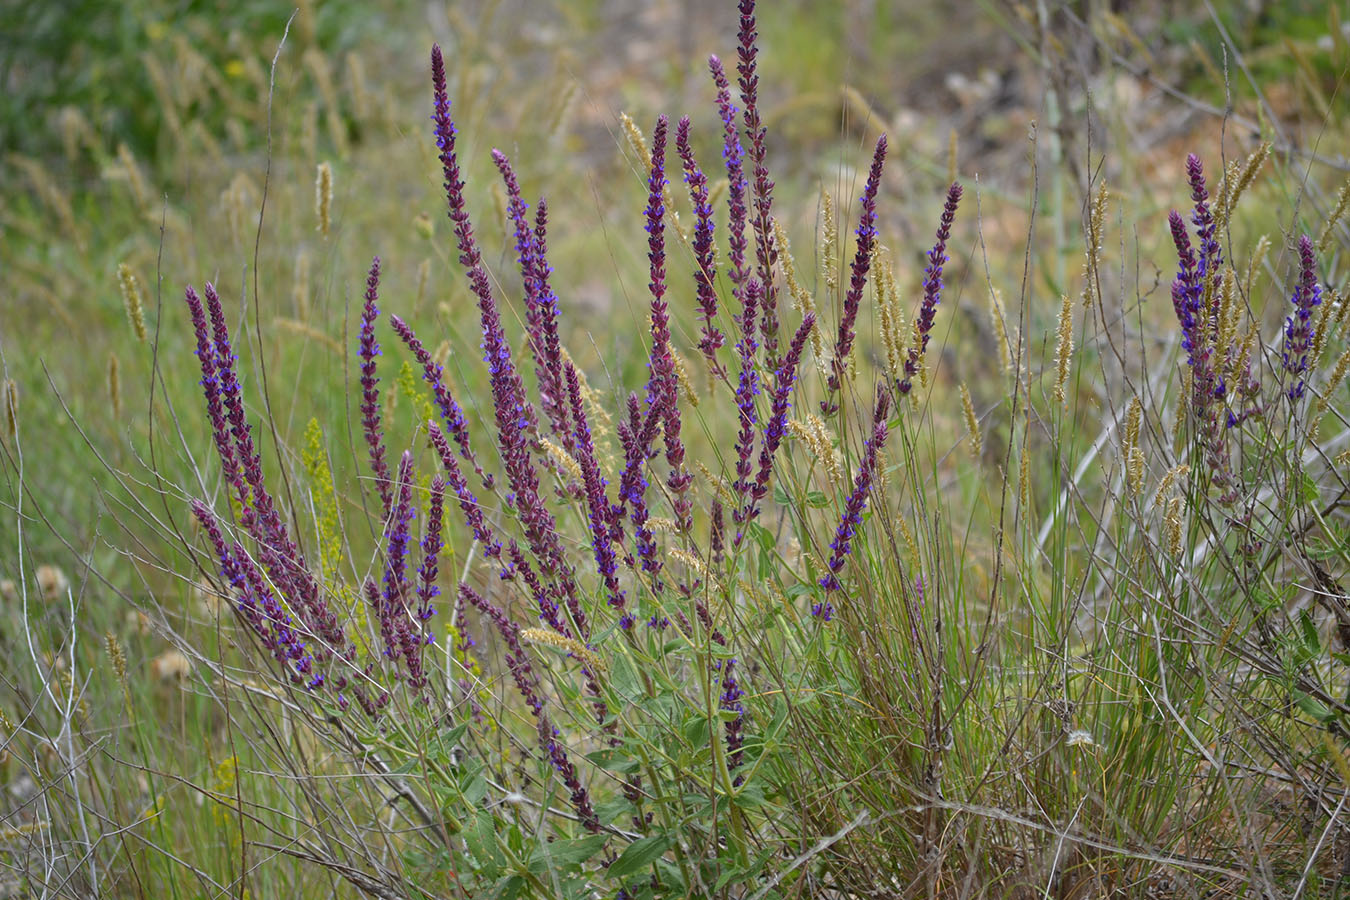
1066 729 1095 748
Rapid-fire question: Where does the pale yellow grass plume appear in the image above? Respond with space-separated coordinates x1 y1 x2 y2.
1153 463 1190 512
560 347 618 471
107 353 121 418
1018 447 1032 512
1122 397 1145 497
669 547 724 594
222 172 259 245
315 161 333 238
1080 183 1108 309
57 106 98 162
141 54 182 138
619 112 685 244
820 190 839 303
1243 234 1271 302
773 218 828 372
303 47 347 157
105 632 128 684
988 286 1015 378
521 628 604 674
1215 269 1239 372
1052 293 1074 405
1216 142 1271 229
695 461 738 508
959 383 982 459
10 155 82 248
541 437 582 482
433 339 452 371
1164 496 1184 557
36 565 70 602
117 263 148 341
346 52 373 126
1317 174 1350 255
672 350 699 407
116 143 152 214
273 318 342 355
1313 282 1344 370
875 251 907 384
1316 345 1350 417
151 648 193 682
788 413 844 486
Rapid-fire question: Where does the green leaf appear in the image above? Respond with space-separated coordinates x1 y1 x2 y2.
1295 690 1334 724
439 722 469 747
527 834 608 873
493 875 523 900
805 490 830 508
732 781 769 810
748 521 775 555
1299 609 1323 658
607 835 672 880
773 483 792 506
682 714 711 747
464 809 501 878
585 747 640 774
461 765 488 807
610 653 641 701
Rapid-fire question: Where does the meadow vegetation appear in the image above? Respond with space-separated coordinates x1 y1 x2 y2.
3 1 1350 896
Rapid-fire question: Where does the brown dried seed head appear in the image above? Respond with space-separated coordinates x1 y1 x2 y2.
36 565 70 602
151 649 193 682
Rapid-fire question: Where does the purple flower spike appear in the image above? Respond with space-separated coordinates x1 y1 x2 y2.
736 0 779 365
458 583 600 832
1283 234 1323 401
720 656 746 782
427 420 504 564
566 362 625 620
676 116 726 378
824 135 888 414
710 55 751 305
358 257 393 517
899 181 963 396
379 452 417 662
415 475 445 623
642 115 693 532
188 283 352 670
819 391 892 607
730 279 762 545
1187 153 1222 289
742 313 814 530
185 287 243 505
530 198 571 451
390 315 490 489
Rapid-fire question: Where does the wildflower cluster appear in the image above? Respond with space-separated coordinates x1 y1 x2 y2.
181 0 976 875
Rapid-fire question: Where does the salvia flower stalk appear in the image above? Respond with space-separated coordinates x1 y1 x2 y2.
1283 234 1323 401
676 116 726 377
900 182 963 396
824 135 888 415
818 391 892 619
358 256 393 517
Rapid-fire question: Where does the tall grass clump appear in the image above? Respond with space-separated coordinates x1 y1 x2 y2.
10 2 1350 897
